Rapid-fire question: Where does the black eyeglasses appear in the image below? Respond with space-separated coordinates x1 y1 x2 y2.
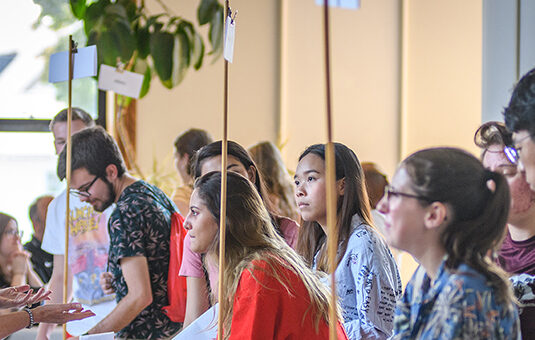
70 176 99 198
505 134 535 164
383 185 434 203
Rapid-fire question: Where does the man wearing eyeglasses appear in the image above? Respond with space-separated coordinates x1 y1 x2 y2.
37 108 116 340
504 68 535 192
56 126 182 339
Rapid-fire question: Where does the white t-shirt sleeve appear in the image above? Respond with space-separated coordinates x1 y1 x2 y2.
42 190 67 255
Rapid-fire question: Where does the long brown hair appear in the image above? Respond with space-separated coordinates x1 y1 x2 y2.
249 141 299 221
0 212 16 244
296 143 373 272
194 172 339 339
402 147 515 304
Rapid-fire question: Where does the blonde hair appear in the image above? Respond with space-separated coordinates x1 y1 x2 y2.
194 172 340 339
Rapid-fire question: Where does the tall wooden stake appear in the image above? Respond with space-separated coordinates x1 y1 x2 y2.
63 35 75 340
322 2 339 339
217 1 230 338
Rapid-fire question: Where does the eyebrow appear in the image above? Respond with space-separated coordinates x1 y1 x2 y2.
189 205 199 210
294 169 320 179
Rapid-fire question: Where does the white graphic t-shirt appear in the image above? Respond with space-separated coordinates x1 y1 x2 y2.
42 189 116 335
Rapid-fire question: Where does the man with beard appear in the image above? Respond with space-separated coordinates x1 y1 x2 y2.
57 126 182 339
37 109 115 339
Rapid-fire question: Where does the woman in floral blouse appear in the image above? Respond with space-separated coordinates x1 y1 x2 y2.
377 147 521 339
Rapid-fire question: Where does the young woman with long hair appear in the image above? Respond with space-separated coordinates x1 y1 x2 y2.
184 171 347 339
294 143 401 339
179 140 299 327
377 147 520 339
0 213 42 290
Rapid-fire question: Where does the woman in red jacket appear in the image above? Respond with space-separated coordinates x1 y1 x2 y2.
184 171 347 339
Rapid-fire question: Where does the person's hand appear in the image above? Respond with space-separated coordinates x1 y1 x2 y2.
32 303 95 324
99 272 115 295
10 251 30 275
0 285 51 308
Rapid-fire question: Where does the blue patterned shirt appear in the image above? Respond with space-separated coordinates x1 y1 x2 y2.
393 261 521 340
315 215 402 339
108 180 182 339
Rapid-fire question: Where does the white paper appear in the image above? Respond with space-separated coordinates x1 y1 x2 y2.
173 303 218 340
98 64 144 99
315 0 360 9
49 45 98 83
224 18 236 63
80 332 114 340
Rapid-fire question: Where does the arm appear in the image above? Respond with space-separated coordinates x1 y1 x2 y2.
0 303 94 339
183 276 210 328
36 255 73 340
87 256 153 334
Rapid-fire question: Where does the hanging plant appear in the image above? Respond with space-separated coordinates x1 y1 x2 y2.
69 0 224 97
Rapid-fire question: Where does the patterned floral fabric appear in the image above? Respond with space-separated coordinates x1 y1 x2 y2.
314 214 402 339
393 261 521 340
108 180 182 339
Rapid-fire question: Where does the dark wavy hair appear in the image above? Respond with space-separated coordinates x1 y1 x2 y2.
296 143 373 271
402 147 514 304
57 126 126 180
474 121 513 158
504 68 535 138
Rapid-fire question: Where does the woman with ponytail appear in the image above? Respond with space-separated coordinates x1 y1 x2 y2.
377 147 520 339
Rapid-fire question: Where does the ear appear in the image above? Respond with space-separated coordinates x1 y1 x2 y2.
247 165 257 184
423 202 448 230
104 164 119 182
337 178 345 196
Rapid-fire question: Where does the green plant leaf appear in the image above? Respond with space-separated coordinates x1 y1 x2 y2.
70 0 87 19
198 0 219 25
139 65 151 98
150 31 175 88
192 30 204 70
84 0 110 36
208 6 223 59
135 24 150 59
174 27 190 85
104 3 128 19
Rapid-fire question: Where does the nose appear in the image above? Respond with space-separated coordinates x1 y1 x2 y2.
295 183 305 198
183 214 192 230
376 195 388 214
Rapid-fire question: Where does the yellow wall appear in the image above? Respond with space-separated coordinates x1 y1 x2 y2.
136 0 483 285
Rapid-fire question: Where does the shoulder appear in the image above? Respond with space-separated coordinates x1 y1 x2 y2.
240 257 294 291
438 264 508 310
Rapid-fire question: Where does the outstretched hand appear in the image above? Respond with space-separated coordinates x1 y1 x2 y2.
33 303 95 324
0 285 51 308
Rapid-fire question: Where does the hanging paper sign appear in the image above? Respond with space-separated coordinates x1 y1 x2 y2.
224 15 236 63
98 64 144 99
48 45 97 83
315 0 360 9
80 332 114 340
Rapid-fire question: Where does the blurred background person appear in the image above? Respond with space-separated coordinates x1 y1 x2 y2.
24 195 54 284
474 121 535 339
172 128 213 215
249 141 299 221
0 213 42 290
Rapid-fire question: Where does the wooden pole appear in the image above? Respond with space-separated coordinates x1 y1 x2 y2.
63 35 75 340
322 2 339 339
217 1 230 338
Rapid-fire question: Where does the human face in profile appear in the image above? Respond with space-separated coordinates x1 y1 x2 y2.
184 189 219 253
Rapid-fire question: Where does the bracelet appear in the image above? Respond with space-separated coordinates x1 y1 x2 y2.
23 307 35 328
